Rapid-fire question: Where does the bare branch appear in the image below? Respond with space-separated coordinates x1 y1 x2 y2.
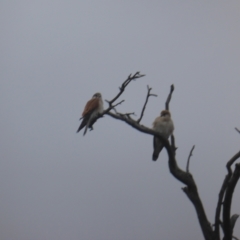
102 72 145 117
235 128 240 134
137 85 157 123
110 100 125 109
168 147 214 240
215 175 229 239
223 163 240 240
182 185 214 240
106 83 219 240
186 145 195 173
108 72 145 105
215 151 240 239
233 236 239 240
170 135 177 155
227 151 240 175
106 110 215 240
165 84 174 110
86 72 145 132
86 79 240 240
107 84 215 240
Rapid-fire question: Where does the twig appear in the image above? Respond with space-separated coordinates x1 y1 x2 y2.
165 84 174 110
102 72 145 116
108 72 145 105
230 214 239 232
124 112 135 118
186 145 195 173
226 151 240 175
235 128 240 134
110 100 125 109
137 85 157 123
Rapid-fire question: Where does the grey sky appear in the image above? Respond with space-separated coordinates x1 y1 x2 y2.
1 1 240 240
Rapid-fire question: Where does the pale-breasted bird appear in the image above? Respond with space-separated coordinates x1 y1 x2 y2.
152 110 174 161
76 92 104 135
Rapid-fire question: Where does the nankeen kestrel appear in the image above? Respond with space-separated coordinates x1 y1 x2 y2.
76 92 103 135
152 110 174 161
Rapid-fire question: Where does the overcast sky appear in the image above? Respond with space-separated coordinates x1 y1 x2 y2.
1 1 240 240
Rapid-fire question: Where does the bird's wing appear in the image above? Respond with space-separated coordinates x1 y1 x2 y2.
152 136 164 161
82 98 99 117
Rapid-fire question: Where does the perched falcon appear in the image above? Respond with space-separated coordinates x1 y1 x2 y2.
152 110 174 161
76 92 103 135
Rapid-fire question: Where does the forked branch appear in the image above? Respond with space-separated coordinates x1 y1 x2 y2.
222 163 240 240
137 85 157 123
107 72 145 106
215 151 240 240
101 72 145 116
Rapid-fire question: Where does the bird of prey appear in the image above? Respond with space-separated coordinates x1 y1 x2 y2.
76 92 103 135
152 110 174 161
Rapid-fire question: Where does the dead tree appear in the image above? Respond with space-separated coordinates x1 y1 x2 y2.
88 72 240 240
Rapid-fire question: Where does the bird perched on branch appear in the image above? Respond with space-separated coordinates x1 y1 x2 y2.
76 92 103 135
152 110 174 161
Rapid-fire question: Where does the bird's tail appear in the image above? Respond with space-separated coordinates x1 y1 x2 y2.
83 120 90 136
76 117 87 133
152 148 162 161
